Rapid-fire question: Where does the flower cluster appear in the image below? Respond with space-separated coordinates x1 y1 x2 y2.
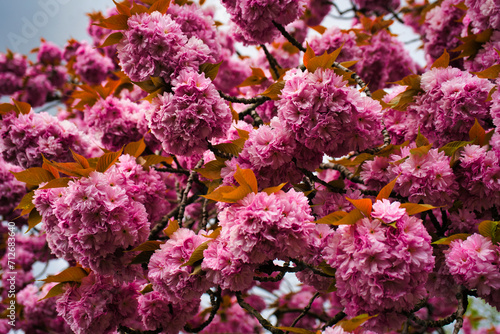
0 51 27 96
406 67 494 146
202 189 315 291
464 0 500 30
117 11 211 82
84 96 150 151
0 157 26 220
324 199 435 332
148 69 232 156
221 0 307 44
33 157 151 278
148 228 211 303
353 0 400 13
73 41 114 85
0 111 95 169
56 273 142 334
446 234 500 309
456 145 500 211
277 68 383 157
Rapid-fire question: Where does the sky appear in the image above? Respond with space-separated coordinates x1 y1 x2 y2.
0 0 111 56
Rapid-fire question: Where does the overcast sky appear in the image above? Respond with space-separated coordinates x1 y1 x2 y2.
0 0 111 56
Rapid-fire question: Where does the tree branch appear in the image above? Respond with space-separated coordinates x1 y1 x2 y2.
178 158 204 224
218 90 271 104
261 44 281 80
184 287 222 333
288 292 321 330
236 292 285 334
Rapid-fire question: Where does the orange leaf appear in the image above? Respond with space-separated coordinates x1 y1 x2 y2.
42 267 89 283
346 197 372 217
314 210 348 224
149 0 171 14
376 176 399 201
164 219 179 237
12 99 31 115
11 167 55 185
262 183 287 195
71 150 90 169
234 165 258 194
99 32 123 48
124 138 146 158
99 14 129 30
96 147 123 173
128 240 163 252
431 49 450 69
27 209 42 232
199 61 222 81
303 43 315 69
260 81 285 100
469 118 486 145
399 203 437 215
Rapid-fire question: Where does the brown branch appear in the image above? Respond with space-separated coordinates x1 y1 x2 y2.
218 90 271 104
272 21 306 52
236 292 285 334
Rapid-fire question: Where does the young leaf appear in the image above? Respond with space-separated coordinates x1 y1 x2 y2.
112 0 131 16
96 147 123 173
149 0 171 14
42 267 89 283
376 176 399 201
130 251 155 264
399 203 437 215
346 198 372 217
431 49 450 69
338 314 378 332
164 219 180 238
234 166 258 194
181 240 210 267
432 233 470 245
98 14 129 30
12 99 31 115
200 61 222 81
415 128 430 147
139 154 173 168
473 64 500 79
303 43 315 69
195 160 225 180
262 183 287 195
410 144 432 157
39 282 67 301
212 143 241 156
201 185 238 202
128 240 163 252
11 167 55 185
260 81 285 100
314 211 348 224
438 141 473 157
469 119 486 145
275 327 315 334
237 67 267 87
478 220 499 243
99 32 123 48
71 150 90 169
124 138 146 158
15 191 35 212
27 209 42 232
38 177 72 190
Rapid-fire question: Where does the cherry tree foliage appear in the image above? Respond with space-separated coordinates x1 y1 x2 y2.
2 0 500 333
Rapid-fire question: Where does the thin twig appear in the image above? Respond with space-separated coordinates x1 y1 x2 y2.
238 101 266 125
322 311 347 330
178 159 204 224
452 286 468 334
288 292 321 331
261 44 281 80
148 194 199 240
272 21 306 52
236 292 285 334
185 287 222 333
154 166 190 175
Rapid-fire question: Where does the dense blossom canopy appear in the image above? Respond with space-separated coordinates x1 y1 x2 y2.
2 0 500 333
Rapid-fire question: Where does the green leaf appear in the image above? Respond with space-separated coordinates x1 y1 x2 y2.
181 240 210 267
478 220 499 243
11 167 55 185
140 284 153 294
432 233 470 245
124 138 146 158
96 147 123 173
400 203 437 215
128 240 163 252
318 261 336 277
39 282 67 301
415 128 430 147
410 144 432 157
439 141 473 157
200 61 222 81
42 267 89 283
